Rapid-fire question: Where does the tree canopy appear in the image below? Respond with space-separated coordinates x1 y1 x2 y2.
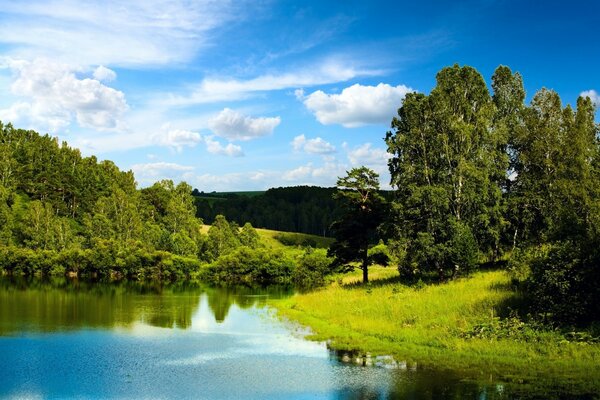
328 167 387 283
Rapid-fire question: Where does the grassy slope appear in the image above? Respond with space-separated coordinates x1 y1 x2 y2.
271 267 600 390
200 225 334 251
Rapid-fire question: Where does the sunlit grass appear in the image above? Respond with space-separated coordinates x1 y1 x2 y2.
271 267 600 387
200 224 333 251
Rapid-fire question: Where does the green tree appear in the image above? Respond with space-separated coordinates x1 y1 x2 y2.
328 167 387 283
239 222 260 247
206 215 240 260
386 65 505 279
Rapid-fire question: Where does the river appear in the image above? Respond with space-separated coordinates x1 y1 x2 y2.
0 278 594 399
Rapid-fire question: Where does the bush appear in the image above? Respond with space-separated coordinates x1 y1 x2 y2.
292 248 333 287
274 233 317 248
203 246 294 284
367 241 391 266
526 240 600 325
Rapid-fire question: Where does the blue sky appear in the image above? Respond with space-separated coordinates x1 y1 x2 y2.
0 0 598 191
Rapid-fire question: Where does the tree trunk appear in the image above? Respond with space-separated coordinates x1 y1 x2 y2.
362 246 369 283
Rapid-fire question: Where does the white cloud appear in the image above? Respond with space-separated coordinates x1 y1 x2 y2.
204 136 244 157
0 1 236 67
208 108 280 141
282 161 346 185
93 65 116 82
581 90 599 107
130 162 195 186
291 134 335 154
283 164 314 181
154 128 202 152
303 83 413 127
165 59 384 105
346 142 392 166
0 58 128 131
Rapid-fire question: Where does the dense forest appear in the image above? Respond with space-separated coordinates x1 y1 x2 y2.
193 186 341 236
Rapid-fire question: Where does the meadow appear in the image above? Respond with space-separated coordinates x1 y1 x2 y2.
271 267 600 392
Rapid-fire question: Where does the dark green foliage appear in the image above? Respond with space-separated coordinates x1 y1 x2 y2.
328 167 388 283
385 64 600 325
525 241 600 324
273 233 317 248
367 241 391 267
386 65 503 279
194 186 342 236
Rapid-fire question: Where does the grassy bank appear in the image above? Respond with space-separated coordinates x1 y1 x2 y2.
271 267 600 391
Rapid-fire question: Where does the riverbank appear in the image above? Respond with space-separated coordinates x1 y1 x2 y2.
271 268 600 394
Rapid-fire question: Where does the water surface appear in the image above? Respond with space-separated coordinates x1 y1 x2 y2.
0 278 594 399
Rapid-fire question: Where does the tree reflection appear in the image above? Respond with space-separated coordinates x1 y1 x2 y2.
0 277 294 333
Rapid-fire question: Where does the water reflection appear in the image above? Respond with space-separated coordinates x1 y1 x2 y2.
0 277 597 399
0 277 292 334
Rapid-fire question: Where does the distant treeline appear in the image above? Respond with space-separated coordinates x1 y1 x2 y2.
193 186 393 237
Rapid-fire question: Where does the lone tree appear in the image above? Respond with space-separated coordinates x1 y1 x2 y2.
328 167 387 283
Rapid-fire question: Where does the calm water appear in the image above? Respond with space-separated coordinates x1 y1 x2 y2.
0 278 595 399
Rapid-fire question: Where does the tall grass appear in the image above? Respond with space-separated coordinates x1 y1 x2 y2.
271 268 600 388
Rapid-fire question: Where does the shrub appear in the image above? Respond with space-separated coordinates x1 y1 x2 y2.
204 246 294 284
292 248 333 287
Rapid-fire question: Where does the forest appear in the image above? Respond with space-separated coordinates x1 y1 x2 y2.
1 64 599 327
0 125 332 285
193 186 341 236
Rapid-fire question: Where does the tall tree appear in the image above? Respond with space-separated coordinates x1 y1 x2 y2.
386 65 505 279
328 167 387 283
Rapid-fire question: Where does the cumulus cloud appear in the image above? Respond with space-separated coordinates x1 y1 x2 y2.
187 159 349 192
581 90 599 107
130 162 195 186
0 58 128 131
0 1 236 67
346 142 393 166
302 83 413 127
204 136 244 157
93 65 116 82
208 108 280 141
153 128 202 152
291 134 336 154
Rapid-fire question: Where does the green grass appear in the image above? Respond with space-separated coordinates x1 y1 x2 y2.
270 267 600 391
199 225 334 252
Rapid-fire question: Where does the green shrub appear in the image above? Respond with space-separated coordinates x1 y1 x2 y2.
204 246 294 284
292 248 333 287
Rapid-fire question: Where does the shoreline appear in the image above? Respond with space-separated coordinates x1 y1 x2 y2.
270 268 600 394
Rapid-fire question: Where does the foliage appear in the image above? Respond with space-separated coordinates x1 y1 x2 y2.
367 241 391 267
273 232 317 248
194 186 342 237
328 167 388 283
291 248 334 288
386 65 506 280
202 246 294 284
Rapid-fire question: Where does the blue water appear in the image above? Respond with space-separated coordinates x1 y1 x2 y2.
0 279 591 399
